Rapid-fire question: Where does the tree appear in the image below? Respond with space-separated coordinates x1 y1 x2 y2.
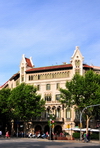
60 70 100 133
9 83 45 131
0 88 11 134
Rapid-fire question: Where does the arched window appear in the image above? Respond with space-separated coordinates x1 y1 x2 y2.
56 107 61 118
75 60 80 67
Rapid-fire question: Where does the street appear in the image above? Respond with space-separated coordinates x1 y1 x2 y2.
0 138 100 148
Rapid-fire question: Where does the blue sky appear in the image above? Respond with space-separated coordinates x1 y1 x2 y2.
0 0 100 85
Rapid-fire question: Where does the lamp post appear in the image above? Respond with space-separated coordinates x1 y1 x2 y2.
97 122 100 144
99 125 100 144
80 104 100 141
70 123 73 140
48 114 55 140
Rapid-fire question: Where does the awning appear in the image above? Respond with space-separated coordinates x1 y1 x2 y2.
64 128 100 132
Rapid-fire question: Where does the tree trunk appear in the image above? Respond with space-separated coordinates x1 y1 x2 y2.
86 115 91 135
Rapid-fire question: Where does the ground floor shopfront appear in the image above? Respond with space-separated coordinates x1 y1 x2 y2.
10 121 64 137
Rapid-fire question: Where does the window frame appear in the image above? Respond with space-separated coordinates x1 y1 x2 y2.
55 94 60 100
46 84 51 90
66 108 71 119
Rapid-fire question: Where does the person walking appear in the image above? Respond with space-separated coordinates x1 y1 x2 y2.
87 131 91 142
83 132 88 142
5 131 10 138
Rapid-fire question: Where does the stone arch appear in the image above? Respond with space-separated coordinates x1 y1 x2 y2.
44 125 49 133
54 125 62 134
52 106 56 110
34 125 42 134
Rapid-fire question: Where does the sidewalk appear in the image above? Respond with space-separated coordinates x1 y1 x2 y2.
0 137 99 144
37 138 100 144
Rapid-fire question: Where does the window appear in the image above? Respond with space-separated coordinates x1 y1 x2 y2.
67 71 70 77
37 85 40 91
56 108 61 118
21 67 24 74
46 84 51 90
55 94 60 100
75 69 80 74
56 83 60 90
66 108 71 119
75 60 80 67
29 75 31 81
38 75 40 80
45 94 51 101
21 76 24 82
16 80 19 86
29 75 34 81
31 75 33 80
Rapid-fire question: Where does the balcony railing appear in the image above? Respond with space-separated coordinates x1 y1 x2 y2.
45 100 61 104
32 117 64 122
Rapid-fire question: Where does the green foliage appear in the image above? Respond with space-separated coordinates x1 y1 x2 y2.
91 133 99 140
72 132 80 139
60 70 100 119
0 88 12 130
9 83 45 121
63 131 69 136
0 88 11 118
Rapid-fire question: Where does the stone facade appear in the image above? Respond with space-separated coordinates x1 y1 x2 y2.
1 46 100 136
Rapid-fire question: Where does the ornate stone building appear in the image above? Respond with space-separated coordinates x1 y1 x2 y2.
1 46 100 135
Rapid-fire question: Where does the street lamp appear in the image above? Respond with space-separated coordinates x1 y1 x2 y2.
48 114 55 140
97 122 100 144
80 104 100 141
70 123 73 140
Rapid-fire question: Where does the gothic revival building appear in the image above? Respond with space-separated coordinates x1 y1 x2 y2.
1 46 100 135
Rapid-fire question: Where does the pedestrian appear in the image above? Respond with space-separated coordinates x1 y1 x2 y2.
83 132 88 142
45 131 49 139
5 131 10 138
87 131 91 142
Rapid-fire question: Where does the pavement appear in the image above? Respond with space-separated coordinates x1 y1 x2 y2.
38 138 100 144
0 137 99 144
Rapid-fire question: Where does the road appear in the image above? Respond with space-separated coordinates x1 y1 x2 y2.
0 138 99 148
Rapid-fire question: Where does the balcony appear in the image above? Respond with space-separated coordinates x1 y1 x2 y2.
45 100 61 105
32 117 64 123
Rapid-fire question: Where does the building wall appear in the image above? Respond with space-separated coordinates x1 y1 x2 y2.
1 46 100 135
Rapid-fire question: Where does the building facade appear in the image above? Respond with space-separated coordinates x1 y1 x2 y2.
1 46 100 135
